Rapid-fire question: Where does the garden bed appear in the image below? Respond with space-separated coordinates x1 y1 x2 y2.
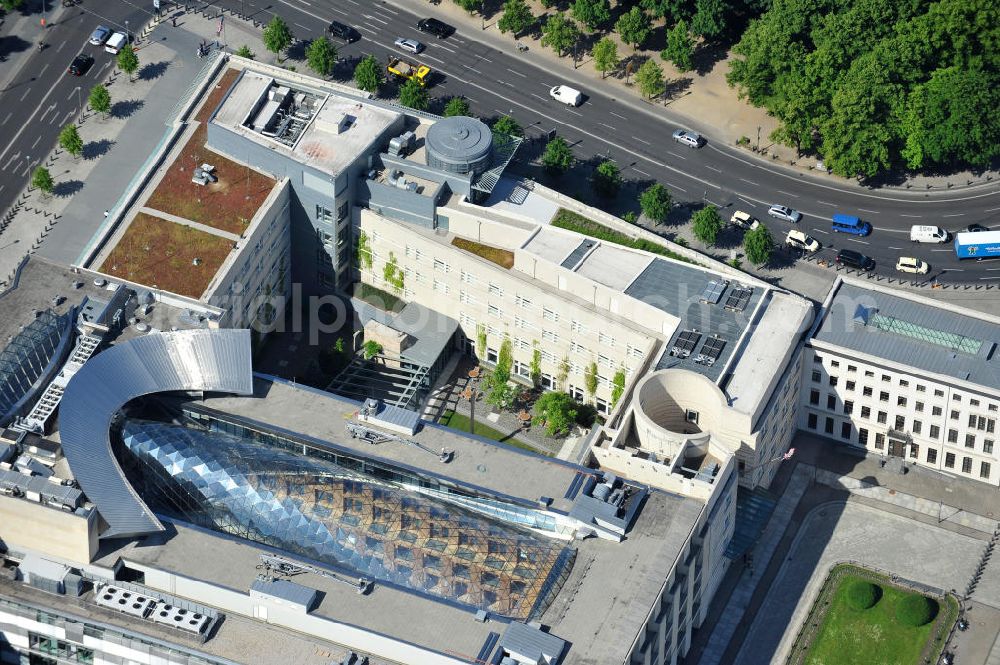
438 410 552 457
451 237 515 269
551 208 694 264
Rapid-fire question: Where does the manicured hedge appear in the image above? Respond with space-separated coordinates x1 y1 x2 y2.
896 593 938 627
845 580 881 610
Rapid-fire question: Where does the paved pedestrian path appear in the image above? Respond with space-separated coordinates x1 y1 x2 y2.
138 206 241 241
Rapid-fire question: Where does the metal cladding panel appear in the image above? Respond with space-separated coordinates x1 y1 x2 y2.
59 329 253 539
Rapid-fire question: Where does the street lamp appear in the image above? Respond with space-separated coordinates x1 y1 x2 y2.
125 20 130 43
481 0 485 30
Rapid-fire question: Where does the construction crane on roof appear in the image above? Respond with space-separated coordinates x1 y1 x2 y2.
256 553 373 595
345 421 454 463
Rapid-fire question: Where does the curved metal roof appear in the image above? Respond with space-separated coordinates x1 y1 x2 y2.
59 329 253 539
424 116 492 164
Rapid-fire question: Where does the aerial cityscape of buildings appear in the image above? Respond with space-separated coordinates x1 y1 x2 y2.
0 3 997 665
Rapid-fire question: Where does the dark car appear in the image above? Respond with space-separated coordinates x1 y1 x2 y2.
835 248 875 271
327 20 359 42
68 53 94 76
967 223 990 233
417 17 454 38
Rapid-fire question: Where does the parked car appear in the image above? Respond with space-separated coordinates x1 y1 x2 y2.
327 20 359 42
768 204 802 223
549 85 583 107
831 213 872 236
895 256 929 274
394 37 424 54
104 31 127 55
672 129 704 148
730 211 759 231
835 248 875 271
68 53 94 76
88 25 111 46
417 17 454 38
785 229 821 252
967 223 990 233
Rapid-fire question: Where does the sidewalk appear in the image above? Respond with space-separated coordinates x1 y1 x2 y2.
0 4 65 94
389 0 998 193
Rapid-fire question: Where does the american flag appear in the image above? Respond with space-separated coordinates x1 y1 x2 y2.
783 448 796 460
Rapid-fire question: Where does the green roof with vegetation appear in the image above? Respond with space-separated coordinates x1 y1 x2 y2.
451 237 515 269
550 209 695 265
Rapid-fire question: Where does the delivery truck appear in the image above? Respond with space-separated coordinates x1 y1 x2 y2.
954 230 1000 259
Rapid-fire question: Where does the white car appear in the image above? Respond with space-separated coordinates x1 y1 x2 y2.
768 204 802 223
394 37 424 54
785 229 820 252
730 210 759 231
895 256 929 274
672 129 703 148
104 31 127 55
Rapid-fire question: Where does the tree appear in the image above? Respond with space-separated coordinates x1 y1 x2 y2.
541 14 580 57
532 392 578 437
663 20 695 72
542 136 573 175
592 37 619 79
493 115 523 137
398 78 429 111
58 124 83 160
305 37 338 77
690 0 728 40
31 167 54 196
88 85 112 119
743 224 773 265
845 581 881 610
263 16 293 60
583 361 598 401
498 0 534 37
334 338 346 354
235 45 255 60
453 0 480 11
117 45 139 82
443 96 471 117
0 0 24 11
353 55 384 94
615 7 651 51
641 0 688 23
691 206 723 245
362 340 383 360
530 346 542 387
639 183 672 223
572 0 611 31
611 368 626 407
897 594 937 627
636 58 665 99
485 338 516 410
592 159 621 198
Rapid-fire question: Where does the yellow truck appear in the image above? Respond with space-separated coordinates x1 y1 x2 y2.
387 57 431 87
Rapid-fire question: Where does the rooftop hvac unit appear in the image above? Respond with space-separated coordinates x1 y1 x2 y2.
95 585 155 620
388 131 416 157
150 603 210 635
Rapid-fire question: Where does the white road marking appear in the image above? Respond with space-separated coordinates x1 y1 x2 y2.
858 208 879 213
466 67 482 74
610 112 627 120
1 112 10 126
633 168 650 177
705 165 721 173
815 200 835 206
356 24 376 34
1 152 17 171
630 136 650 145
942 213 966 217
739 178 759 186
478 56 492 63
776 189 798 198
506 68 526 78
30 135 41 149
294 22 310 30
56 40 66 53
39 63 49 76
846 238 869 245
873 227 910 233
19 88 32 102
985 207 1000 213
565 108 583 117
376 4 398 14
899 214 922 218
931 248 954 252
668 151 686 160
362 13 388 25
362 22 379 32
979 277 1000 280
424 54 444 64
888 246 902 250
530 93 547 102
435 43 457 54
600 123 615 131
0 69 68 167
812 229 830 235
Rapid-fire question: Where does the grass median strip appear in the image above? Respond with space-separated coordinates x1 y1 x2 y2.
438 410 552 457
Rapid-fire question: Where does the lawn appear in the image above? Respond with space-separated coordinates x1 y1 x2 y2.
438 410 552 457
144 123 276 236
803 570 955 665
551 208 695 265
195 67 241 123
99 213 234 299
451 237 515 269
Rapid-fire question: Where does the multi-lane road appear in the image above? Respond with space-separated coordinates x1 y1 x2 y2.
2 0 998 281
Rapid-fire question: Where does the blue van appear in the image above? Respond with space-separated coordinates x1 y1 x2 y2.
831 214 872 237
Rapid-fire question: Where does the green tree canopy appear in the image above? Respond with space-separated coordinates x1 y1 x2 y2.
398 78 429 111
641 0 688 23
498 0 535 36
88 85 112 118
31 167 54 195
542 136 574 175
493 115 523 137
592 159 622 198
58 124 83 159
443 96 471 117
263 16 294 57
639 183 673 223
235 45 255 60
453 0 479 11
541 14 580 57
636 58 665 99
572 0 612 31
663 20 695 72
117 45 139 82
845 580 881 611
615 7 652 51
0 0 24 11
592 37 619 78
690 0 728 40
691 206 723 245
743 224 773 265
532 392 578 437
896 594 937 627
305 37 338 77
362 340 383 360
353 55 384 94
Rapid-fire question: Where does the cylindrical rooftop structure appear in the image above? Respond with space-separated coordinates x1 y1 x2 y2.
425 116 493 177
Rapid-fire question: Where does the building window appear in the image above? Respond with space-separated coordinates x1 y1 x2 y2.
863 386 873 397
909 444 918 459
882 374 891 382
848 365 857 373
865 370 875 378
461 270 476 284
843 400 853 415
932 406 942 416
934 389 944 397
915 401 924 413
840 422 851 440
897 396 907 407
965 434 976 449
811 371 821 383
962 457 973 474
875 433 885 450
486 348 498 363
970 398 980 407
899 379 909 388
433 258 449 273
830 360 840 368
845 380 856 391
543 307 559 322
488 304 502 318
981 462 992 480
916 384 926 393
489 282 503 296
599 332 615 347
877 411 887 424
860 406 871 419
858 428 869 446
516 295 531 309
542 329 559 343
930 425 940 439
912 420 922 435
810 390 820 405
571 319 586 333
945 452 955 469
829 376 838 387
948 429 959 443
953 393 962 402
433 279 449 294
926 448 937 464
813 354 822 364
807 413 818 429
827 395 836 410
880 391 889 402
951 409 961 420
984 439 994 454
894 415 905 430
825 417 834 434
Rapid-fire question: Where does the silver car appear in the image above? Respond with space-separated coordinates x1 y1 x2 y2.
768 204 802 223
672 129 703 148
394 37 424 54
89 25 111 46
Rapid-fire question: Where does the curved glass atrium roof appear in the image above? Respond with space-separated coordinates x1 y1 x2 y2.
0 309 72 426
120 420 575 620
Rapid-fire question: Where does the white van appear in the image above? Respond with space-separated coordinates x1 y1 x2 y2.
105 32 127 55
549 85 582 107
909 225 949 243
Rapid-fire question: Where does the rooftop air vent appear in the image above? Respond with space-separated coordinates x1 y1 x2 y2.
93 278 106 287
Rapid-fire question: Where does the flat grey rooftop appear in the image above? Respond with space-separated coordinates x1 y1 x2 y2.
523 226 593 266
391 302 459 368
813 281 1000 390
625 259 763 381
198 376 583 513
576 243 653 292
